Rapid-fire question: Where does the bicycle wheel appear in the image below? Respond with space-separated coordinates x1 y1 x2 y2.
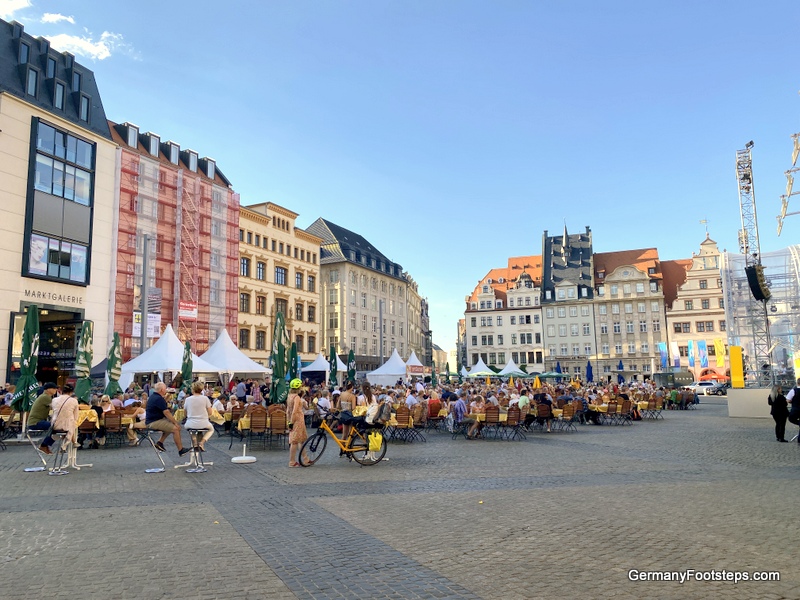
350 429 387 466
299 432 327 466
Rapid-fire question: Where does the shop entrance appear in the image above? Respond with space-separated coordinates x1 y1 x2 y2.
7 308 84 388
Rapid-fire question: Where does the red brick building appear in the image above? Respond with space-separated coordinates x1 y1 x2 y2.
109 121 239 360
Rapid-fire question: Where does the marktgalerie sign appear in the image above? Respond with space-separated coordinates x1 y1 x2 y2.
23 288 84 305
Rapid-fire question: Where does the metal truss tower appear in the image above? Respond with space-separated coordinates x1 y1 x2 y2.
777 133 800 235
735 142 774 386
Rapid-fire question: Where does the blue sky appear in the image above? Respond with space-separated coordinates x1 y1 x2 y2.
4 0 799 354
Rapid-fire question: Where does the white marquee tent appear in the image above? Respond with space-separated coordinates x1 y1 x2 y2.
302 352 348 385
367 349 408 386
497 358 526 377
120 324 221 381
200 329 271 377
460 366 470 378
468 357 495 377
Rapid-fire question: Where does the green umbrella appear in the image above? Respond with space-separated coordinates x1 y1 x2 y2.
328 345 338 387
74 321 94 403
347 349 356 383
457 366 463 385
269 311 288 404
180 340 193 393
289 342 298 380
431 360 437 387
11 305 40 413
104 332 123 396
445 362 451 382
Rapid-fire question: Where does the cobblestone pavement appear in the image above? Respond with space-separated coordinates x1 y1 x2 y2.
1 400 798 599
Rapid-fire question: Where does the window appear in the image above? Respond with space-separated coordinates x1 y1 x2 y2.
328 289 338 305
570 324 579 336
497 334 504 345
705 321 714 332
329 312 339 329
471 336 478 346
253 295 265 315
719 298 724 309
685 300 693 310
510 316 516 325
240 257 250 277
652 320 661 332
638 302 646 313
583 323 590 335
361 315 367 331
602 343 610 354
560 344 568 356
624 303 633 314
239 293 250 313
569 306 578 317
599 305 607 315
295 303 303 321
636 282 645 293
673 323 682 333
497 316 503 326
276 298 288 318
720 320 726 331
581 306 590 316
256 262 265 280
372 316 378 332
546 308 554 318
72 71 81 91
623 284 631 295
612 304 620 314
239 329 250 349
626 322 634 333
682 323 691 333
360 293 367 308
26 68 38 97
20 42 30 64
246 232 252 244
307 275 315 292
699 279 708 289
639 320 647 332
572 344 580 356
641 343 649 353
557 307 566 318
701 299 710 309
296 272 303 289
511 334 517 345
610 284 618 296
275 266 287 285
597 285 605 297
34 121 95 206
486 316 493 326
651 301 659 313
650 281 658 292
471 317 477 327
615 343 623 354
558 324 567 337
308 336 316 353
54 82 65 110
27 235 88 283
600 324 608 334
567 288 575 299
557 289 565 300
547 325 556 337
255 331 266 351
584 344 592 355
613 322 621 333
79 95 90 121
307 305 316 322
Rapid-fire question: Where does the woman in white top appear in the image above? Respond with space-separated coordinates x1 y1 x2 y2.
183 381 214 451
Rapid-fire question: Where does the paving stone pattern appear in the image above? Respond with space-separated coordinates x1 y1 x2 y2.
0 400 797 599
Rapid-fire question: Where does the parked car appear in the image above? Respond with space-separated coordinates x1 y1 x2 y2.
686 381 726 395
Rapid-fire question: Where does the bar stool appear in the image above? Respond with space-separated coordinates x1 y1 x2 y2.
48 432 70 476
175 429 213 473
139 429 167 473
24 427 50 472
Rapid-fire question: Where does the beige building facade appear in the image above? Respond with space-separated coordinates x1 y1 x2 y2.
1 22 117 386
237 203 322 366
663 236 728 379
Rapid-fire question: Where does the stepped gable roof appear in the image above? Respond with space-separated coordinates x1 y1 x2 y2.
661 259 692 308
541 227 593 299
594 248 662 280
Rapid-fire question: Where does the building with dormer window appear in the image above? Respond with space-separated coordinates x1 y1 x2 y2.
464 256 545 371
1 18 117 385
307 218 425 372
541 226 595 376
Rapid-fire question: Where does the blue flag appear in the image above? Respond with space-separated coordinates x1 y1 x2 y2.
697 340 708 368
687 340 695 368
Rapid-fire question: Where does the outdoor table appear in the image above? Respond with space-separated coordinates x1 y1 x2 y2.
237 415 271 432
77 410 99 428
588 404 609 413
173 409 186 422
637 401 649 410
467 413 509 422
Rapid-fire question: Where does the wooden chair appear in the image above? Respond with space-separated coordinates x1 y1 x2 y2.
393 406 417 443
425 400 444 432
267 410 289 449
483 405 501 439
102 412 125 447
535 402 552 431
502 406 526 440
247 406 268 449
617 400 633 425
78 414 98 446
559 404 577 432
603 401 618 425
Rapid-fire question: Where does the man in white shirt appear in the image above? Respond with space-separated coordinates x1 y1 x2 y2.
211 395 226 414
415 380 424 394
405 390 418 409
316 390 332 419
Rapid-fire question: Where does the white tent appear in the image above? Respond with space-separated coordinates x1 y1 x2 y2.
405 350 424 376
121 324 220 375
498 358 526 377
301 353 330 373
367 349 408 386
468 357 495 377
201 329 271 377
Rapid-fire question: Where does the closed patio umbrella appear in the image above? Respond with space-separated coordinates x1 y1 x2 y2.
180 340 193 393
347 349 356 383
617 360 625 384
74 321 94 403
11 305 40 414
104 332 123 396
269 311 288 405
328 345 338 387
586 360 594 383
289 342 298 380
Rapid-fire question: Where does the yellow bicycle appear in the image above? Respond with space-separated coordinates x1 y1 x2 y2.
299 414 387 466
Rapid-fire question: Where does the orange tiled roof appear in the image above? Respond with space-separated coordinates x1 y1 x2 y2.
466 255 542 305
594 248 661 280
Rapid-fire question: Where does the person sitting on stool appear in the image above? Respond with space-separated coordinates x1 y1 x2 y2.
28 383 59 454
183 381 214 452
145 382 190 456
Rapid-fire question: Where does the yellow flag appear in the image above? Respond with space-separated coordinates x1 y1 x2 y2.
714 339 726 368
730 346 744 388
485 376 490 385
509 376 514 388
534 376 542 388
